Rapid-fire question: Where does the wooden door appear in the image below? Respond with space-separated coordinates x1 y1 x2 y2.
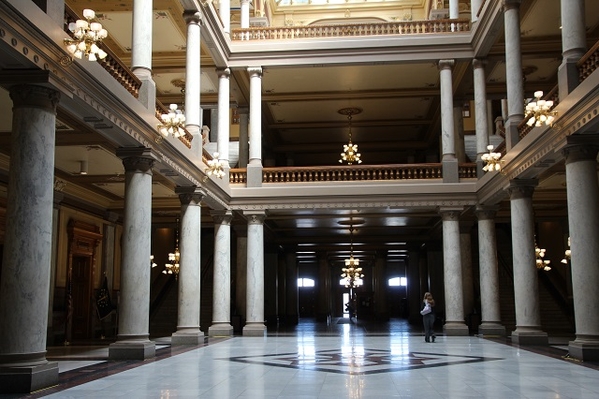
72 255 92 340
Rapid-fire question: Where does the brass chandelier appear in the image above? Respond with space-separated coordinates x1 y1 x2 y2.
525 91 557 127
341 223 364 288
535 241 551 271
157 104 186 139
481 144 503 172
205 152 226 179
64 9 108 61
163 221 181 278
338 107 362 165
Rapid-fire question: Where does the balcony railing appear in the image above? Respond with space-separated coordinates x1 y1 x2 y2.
578 39 599 82
230 163 477 184
231 18 471 41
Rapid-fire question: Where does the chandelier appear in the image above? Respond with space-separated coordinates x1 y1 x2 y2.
338 107 362 165
341 224 364 288
163 222 181 278
525 91 557 127
64 9 108 61
561 237 571 264
535 241 551 271
150 255 157 268
205 152 226 179
481 144 503 172
157 104 186 139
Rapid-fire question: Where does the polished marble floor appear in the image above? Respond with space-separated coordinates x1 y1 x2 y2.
4 318 599 399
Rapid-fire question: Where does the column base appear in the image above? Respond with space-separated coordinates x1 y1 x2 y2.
443 321 470 336
442 159 459 183
243 322 266 336
478 322 506 337
246 163 263 187
511 328 548 345
568 337 599 361
171 329 205 345
208 323 234 337
108 339 156 360
0 361 58 394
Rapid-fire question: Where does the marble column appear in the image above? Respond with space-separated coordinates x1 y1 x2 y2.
476 206 506 336
439 208 469 335
243 211 267 336
172 188 205 345
217 67 231 170
240 0 250 28
238 107 249 168
438 60 458 183
285 251 299 325
562 139 599 360
460 222 474 318
131 0 156 110
449 0 459 19
0 85 60 393
471 0 483 22
184 11 203 157
558 0 585 100
210 109 219 143
219 0 231 34
508 179 548 345
247 67 263 187
109 148 156 359
209 210 234 336
473 59 490 177
234 226 248 323
317 252 332 322
453 105 466 163
407 247 422 324
503 0 525 150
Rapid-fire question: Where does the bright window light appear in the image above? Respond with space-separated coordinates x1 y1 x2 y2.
388 277 407 287
297 278 315 287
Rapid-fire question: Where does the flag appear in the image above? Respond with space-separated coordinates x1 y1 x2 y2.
95 275 114 320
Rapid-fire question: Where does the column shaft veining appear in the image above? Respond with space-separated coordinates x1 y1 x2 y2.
563 139 599 360
172 188 204 345
247 67 263 187
473 59 490 177
508 179 548 345
438 60 458 182
109 148 156 359
503 0 524 150
440 208 469 335
243 211 266 336
217 67 231 169
184 11 203 157
0 84 60 393
209 210 234 336
558 0 585 100
131 0 155 110
476 206 505 336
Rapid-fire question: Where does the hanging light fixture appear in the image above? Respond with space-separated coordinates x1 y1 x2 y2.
525 91 557 127
205 152 226 179
150 255 157 268
163 220 181 278
63 9 108 61
535 240 551 271
338 107 362 165
481 144 503 172
157 104 186 139
561 237 571 264
341 222 364 289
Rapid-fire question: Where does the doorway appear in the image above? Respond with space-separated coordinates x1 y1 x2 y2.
71 255 93 340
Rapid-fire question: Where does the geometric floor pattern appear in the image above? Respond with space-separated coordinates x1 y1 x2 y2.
226 348 502 375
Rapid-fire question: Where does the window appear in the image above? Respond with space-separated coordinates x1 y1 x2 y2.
297 278 315 287
388 277 407 287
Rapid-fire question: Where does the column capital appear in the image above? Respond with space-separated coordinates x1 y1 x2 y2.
176 186 205 205
183 10 202 25
438 206 463 220
472 58 487 69
502 0 521 10
247 66 263 77
216 67 231 77
244 210 267 224
562 136 599 165
210 209 234 225
507 179 537 199
475 205 499 220
437 59 455 70
9 84 60 113
117 147 155 173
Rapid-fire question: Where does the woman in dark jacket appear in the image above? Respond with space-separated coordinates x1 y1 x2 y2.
421 292 436 343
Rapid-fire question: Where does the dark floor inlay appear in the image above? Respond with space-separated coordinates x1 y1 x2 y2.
224 348 503 375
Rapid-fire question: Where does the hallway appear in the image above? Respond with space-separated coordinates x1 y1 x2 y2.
3 319 598 399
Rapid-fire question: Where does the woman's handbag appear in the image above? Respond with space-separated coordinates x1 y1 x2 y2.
420 303 432 315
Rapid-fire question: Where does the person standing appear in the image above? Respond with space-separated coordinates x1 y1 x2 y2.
420 292 436 342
